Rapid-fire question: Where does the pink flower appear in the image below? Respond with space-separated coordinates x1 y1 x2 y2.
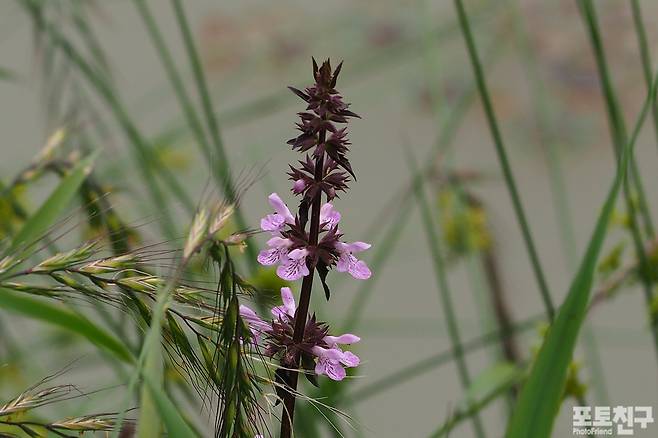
257 236 292 266
320 202 341 230
336 241 372 279
271 286 296 321
312 344 360 381
260 193 295 233
276 248 310 281
239 305 271 343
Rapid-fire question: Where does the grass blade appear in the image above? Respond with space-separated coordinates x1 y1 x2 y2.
506 71 657 438
6 152 97 258
453 0 555 319
0 287 134 364
143 374 199 437
577 0 658 356
431 363 523 438
406 146 486 438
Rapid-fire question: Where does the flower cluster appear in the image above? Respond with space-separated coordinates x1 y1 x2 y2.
240 287 360 381
257 193 371 281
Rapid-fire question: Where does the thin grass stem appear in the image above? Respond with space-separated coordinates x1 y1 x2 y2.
453 0 555 319
510 1 609 404
406 147 487 438
577 0 658 358
630 0 658 156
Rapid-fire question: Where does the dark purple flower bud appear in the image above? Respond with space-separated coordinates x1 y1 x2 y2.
292 178 307 194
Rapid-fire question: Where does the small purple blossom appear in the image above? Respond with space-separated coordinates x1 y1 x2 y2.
257 236 292 266
239 304 271 343
292 178 307 194
320 202 341 230
336 241 372 279
240 288 360 381
260 193 295 233
276 248 310 281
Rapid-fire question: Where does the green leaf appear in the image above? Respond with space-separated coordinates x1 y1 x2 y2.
6 152 98 258
143 372 199 437
431 362 523 437
506 73 657 438
0 287 134 363
463 362 519 408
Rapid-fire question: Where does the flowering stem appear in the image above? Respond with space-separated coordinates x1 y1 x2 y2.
280 133 326 438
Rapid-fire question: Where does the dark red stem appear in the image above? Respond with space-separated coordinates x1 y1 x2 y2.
279 131 326 438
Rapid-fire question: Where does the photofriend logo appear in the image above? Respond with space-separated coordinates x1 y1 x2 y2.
572 406 654 435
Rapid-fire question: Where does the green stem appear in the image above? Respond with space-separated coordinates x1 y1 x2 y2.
510 0 609 404
342 37 508 332
577 0 658 359
169 0 258 267
454 0 555 319
407 148 486 438
19 0 190 242
349 315 542 403
631 0 658 155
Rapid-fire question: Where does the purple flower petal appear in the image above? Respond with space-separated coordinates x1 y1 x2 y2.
239 304 271 342
349 260 372 280
268 193 294 224
287 248 308 260
336 252 371 279
260 213 285 232
257 237 292 266
320 203 341 230
340 351 360 367
272 287 297 320
325 334 360 346
340 241 370 253
281 287 296 312
323 361 346 381
257 247 286 266
276 255 309 281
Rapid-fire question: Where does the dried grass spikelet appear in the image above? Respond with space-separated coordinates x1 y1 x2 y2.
209 203 235 237
78 253 138 275
0 384 74 417
183 208 210 260
50 414 116 431
31 241 97 273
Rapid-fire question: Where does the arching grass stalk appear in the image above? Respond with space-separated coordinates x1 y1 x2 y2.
509 1 609 404
577 0 658 358
406 147 487 438
18 0 193 241
507 67 658 438
342 35 508 332
631 0 658 157
133 0 258 269
576 0 655 239
453 0 555 319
